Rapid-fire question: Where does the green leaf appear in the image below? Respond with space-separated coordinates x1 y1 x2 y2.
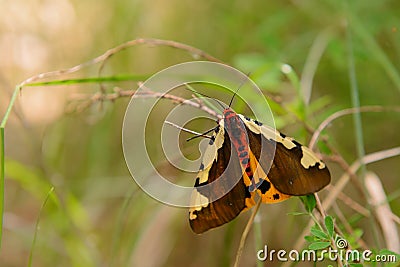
308 241 331 250
310 228 329 240
300 194 316 213
0 128 4 248
348 264 364 267
304 235 315 243
324 215 334 237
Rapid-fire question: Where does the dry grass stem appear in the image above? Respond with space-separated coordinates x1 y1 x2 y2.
70 87 221 119
309 106 400 150
20 38 222 88
233 197 262 267
365 171 400 253
330 187 370 217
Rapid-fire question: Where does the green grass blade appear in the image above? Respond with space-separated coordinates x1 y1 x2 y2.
24 74 149 87
28 187 55 267
0 85 20 129
349 13 400 93
347 20 383 251
0 85 21 249
109 190 134 266
281 64 307 120
346 29 366 174
0 127 4 249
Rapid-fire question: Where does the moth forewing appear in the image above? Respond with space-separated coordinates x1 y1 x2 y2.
195 125 225 185
189 111 272 233
240 115 330 196
188 117 252 234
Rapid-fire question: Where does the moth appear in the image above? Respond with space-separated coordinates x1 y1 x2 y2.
189 106 331 234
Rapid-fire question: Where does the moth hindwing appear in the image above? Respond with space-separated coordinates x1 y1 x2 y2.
189 107 330 234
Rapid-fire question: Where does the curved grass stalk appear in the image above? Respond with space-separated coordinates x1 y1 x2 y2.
28 187 55 267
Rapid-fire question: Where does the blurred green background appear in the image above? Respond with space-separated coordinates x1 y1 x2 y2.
1 0 399 266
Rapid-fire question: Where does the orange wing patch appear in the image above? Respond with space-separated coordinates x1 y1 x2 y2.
244 150 291 203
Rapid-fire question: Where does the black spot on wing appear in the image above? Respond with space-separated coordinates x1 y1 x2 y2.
245 186 252 198
273 193 280 200
194 177 209 187
254 120 262 126
257 180 271 194
292 140 302 147
280 132 286 138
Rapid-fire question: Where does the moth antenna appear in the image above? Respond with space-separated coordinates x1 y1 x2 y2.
165 121 204 136
228 72 252 107
186 127 216 141
164 121 215 141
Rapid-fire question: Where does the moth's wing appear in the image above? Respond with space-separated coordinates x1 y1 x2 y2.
246 149 291 203
189 125 255 234
240 115 331 196
269 141 331 195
